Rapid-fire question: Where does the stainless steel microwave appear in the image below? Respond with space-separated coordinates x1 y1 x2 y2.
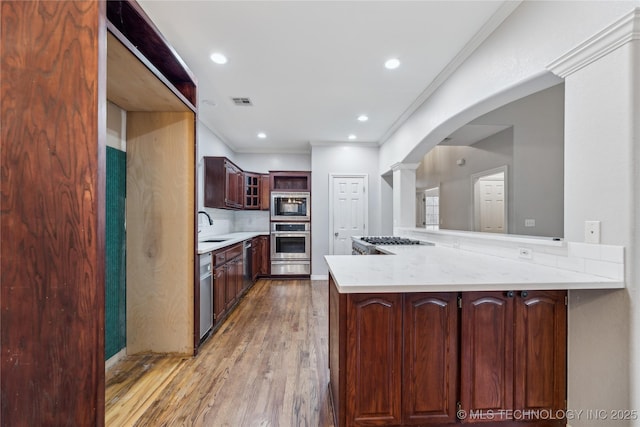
271 192 310 221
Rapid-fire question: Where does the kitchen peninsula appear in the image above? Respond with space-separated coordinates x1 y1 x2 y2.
325 240 623 427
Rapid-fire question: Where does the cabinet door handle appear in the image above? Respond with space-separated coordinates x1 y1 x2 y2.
506 291 514 298
521 290 529 298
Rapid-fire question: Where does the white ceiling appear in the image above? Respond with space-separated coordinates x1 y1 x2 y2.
138 1 512 153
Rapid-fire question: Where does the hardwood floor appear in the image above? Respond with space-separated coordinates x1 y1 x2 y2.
105 279 335 427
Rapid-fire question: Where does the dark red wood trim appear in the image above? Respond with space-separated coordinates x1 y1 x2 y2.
106 0 197 106
1 1 106 425
106 22 197 113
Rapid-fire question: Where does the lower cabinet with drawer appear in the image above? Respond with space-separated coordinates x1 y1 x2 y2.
212 243 244 327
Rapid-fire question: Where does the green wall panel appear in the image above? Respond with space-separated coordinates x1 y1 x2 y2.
105 146 126 360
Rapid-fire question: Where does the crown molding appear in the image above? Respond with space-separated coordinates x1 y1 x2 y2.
379 1 523 145
547 7 640 78
309 140 379 148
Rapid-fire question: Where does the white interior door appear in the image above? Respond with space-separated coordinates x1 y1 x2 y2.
330 175 368 255
478 173 505 233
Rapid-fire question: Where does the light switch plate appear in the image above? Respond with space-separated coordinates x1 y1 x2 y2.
585 220 601 244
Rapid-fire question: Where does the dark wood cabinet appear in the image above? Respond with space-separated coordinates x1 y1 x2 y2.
251 235 270 280
514 291 567 415
205 159 270 211
212 243 244 324
270 171 311 191
260 175 271 210
204 157 244 209
329 277 567 427
251 237 260 281
213 265 227 324
244 173 261 209
461 292 514 422
233 257 244 297
460 290 567 424
346 293 403 426
403 293 458 425
259 235 270 275
331 285 459 427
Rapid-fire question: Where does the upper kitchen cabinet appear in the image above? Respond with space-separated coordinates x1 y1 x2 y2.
270 171 311 192
2 0 197 425
260 174 271 210
204 157 244 209
244 172 261 210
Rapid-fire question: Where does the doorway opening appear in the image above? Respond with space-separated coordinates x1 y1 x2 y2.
471 166 508 233
329 174 369 255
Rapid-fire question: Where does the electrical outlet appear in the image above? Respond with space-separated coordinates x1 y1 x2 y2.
585 221 601 244
519 247 532 259
525 219 535 227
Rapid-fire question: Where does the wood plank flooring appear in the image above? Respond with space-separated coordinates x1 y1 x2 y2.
105 279 335 427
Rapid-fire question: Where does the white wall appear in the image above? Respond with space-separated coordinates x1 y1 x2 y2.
311 143 381 278
378 1 636 174
381 3 640 425
106 101 126 151
234 153 311 174
559 31 639 423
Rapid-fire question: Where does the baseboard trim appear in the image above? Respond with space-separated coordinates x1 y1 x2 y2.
105 348 127 371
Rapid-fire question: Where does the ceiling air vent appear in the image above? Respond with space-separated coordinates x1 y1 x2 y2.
231 97 253 106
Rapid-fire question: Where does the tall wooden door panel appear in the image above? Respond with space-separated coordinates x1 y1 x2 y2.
461 292 514 422
346 294 402 426
213 266 226 323
514 291 567 414
225 263 237 310
1 1 105 425
260 175 270 210
404 293 458 424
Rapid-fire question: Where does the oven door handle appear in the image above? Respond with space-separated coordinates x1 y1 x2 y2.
271 232 310 237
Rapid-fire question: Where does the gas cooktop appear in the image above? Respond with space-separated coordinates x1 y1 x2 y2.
360 236 423 245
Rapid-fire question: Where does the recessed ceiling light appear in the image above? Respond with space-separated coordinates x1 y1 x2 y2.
348 134 357 140
210 52 228 65
384 58 400 70
257 132 267 139
357 115 369 122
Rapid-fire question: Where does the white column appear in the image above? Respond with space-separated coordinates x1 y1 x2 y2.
548 8 639 426
391 162 420 230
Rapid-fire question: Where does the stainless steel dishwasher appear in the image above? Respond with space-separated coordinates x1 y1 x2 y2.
199 252 213 340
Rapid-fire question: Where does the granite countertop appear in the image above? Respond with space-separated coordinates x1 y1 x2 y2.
325 244 624 293
198 231 269 254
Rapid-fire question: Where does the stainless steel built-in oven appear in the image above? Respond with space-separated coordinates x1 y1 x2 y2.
271 192 310 221
271 222 311 275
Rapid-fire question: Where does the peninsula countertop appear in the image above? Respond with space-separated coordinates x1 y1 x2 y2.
324 244 624 293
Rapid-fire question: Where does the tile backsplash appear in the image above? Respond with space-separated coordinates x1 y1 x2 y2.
199 208 269 236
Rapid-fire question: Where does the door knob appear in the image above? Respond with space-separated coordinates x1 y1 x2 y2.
334 232 339 237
